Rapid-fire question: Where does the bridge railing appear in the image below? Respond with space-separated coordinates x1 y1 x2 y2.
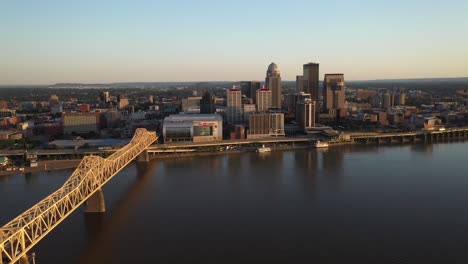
0 129 157 264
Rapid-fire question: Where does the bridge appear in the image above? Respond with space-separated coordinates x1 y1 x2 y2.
0 128 158 264
347 127 468 144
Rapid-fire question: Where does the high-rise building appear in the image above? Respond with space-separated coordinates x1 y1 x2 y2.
296 99 316 130
382 92 392 109
248 113 285 138
303 63 320 102
283 94 295 114
243 104 256 125
227 87 242 125
241 82 252 99
256 88 272 112
100 91 110 103
371 94 382 108
200 91 216 114
323 74 346 117
240 81 261 102
251 81 261 102
296 76 304 93
265 63 282 109
396 92 406 105
294 92 311 118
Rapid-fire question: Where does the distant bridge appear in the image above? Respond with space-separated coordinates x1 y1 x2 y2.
347 127 468 144
0 129 157 264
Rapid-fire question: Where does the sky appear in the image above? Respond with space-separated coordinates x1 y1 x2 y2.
1 0 468 85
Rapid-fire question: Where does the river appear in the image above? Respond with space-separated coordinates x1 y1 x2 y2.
1 142 468 263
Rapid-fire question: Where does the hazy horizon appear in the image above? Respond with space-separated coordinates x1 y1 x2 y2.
2 76 468 87
2 0 468 85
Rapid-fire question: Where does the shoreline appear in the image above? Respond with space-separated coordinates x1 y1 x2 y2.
1 137 467 177
0 159 81 177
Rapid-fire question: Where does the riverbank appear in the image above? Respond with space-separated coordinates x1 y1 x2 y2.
0 159 81 177
0 143 316 176
4 136 464 177
150 143 314 159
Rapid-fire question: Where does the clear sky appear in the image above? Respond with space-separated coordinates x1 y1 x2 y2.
1 0 468 85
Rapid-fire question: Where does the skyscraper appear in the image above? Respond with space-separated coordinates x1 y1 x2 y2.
265 63 282 109
256 88 272 112
296 98 316 130
323 74 346 117
382 92 392 109
240 81 261 102
296 75 304 93
100 91 110 103
303 63 320 102
227 87 242 125
294 92 311 118
396 92 406 105
200 91 216 114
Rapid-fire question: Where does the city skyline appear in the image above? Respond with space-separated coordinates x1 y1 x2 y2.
2 0 468 85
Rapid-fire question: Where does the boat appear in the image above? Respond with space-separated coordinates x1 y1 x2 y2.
256 144 271 153
313 140 329 148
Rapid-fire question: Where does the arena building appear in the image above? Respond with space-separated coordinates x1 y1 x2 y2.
162 114 223 143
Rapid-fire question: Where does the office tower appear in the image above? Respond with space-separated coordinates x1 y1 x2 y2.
396 92 406 105
240 81 261 102
265 62 282 109
371 94 382 108
382 92 392 109
296 75 304 93
100 91 110 103
248 113 285 138
240 82 252 99
200 91 216 114
256 88 272 112
243 104 256 125
323 74 346 117
296 99 316 130
227 86 242 125
303 63 320 102
294 92 311 119
283 94 295 114
251 81 261 103
149 95 154 104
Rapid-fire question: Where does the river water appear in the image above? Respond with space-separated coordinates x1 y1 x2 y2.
1 142 468 263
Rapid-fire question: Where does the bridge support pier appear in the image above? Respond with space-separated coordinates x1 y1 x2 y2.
85 188 106 213
19 255 30 264
136 149 149 162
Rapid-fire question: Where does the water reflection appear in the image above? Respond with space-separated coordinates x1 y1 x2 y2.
2 142 468 264
78 161 156 264
410 143 434 157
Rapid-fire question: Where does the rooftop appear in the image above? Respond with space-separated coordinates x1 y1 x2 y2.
165 114 222 122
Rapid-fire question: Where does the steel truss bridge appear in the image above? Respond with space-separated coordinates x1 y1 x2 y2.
0 129 158 264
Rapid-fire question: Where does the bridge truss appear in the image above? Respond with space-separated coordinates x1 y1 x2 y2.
0 128 157 264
